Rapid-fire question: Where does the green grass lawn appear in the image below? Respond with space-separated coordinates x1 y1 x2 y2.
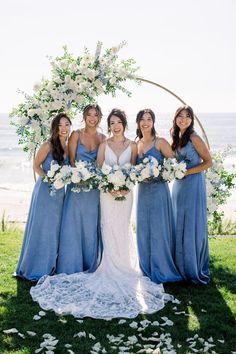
0 229 235 354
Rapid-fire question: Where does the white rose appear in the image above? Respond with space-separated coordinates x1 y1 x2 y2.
175 170 185 179
50 164 60 172
47 170 55 178
53 179 64 190
101 164 112 175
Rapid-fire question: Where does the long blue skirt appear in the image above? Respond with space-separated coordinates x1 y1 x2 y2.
137 182 182 283
15 178 65 281
172 173 210 284
56 185 101 274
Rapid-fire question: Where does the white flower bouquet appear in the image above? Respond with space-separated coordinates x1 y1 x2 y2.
71 160 100 193
43 162 72 196
162 158 187 182
98 163 136 201
135 156 162 183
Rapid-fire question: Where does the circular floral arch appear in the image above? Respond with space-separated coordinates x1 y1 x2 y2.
10 42 210 156
10 42 235 223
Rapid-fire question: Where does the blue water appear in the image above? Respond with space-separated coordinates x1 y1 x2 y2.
0 112 236 191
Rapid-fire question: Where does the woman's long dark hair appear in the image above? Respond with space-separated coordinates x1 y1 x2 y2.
49 113 72 164
171 105 195 151
107 108 127 133
136 109 156 139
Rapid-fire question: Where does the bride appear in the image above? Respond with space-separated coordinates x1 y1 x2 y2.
30 108 172 319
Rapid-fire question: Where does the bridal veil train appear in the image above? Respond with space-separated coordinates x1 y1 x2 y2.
30 144 173 319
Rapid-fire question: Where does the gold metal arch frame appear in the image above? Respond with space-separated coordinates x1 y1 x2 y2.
33 78 210 181
137 77 210 150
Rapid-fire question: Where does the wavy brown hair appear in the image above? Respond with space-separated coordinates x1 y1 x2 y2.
107 108 127 133
49 113 72 164
136 109 157 139
83 104 103 124
171 105 195 151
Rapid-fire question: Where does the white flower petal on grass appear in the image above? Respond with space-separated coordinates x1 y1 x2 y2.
73 331 86 338
47 340 59 346
42 333 55 339
89 333 96 340
217 339 225 343
76 319 83 323
33 315 41 320
3 328 18 334
35 348 43 353
45 351 54 354
172 298 181 304
151 321 160 326
18 332 25 339
127 335 138 344
39 311 46 316
118 319 127 325
137 327 146 332
140 319 151 328
201 309 207 313
65 344 72 348
129 321 138 329
67 350 75 354
27 331 37 336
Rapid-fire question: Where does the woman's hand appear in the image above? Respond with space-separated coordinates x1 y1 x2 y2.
109 189 129 197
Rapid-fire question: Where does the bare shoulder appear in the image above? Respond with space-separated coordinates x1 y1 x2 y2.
130 140 137 146
38 141 51 153
157 137 170 147
98 140 106 150
98 133 106 143
190 133 204 145
69 130 80 141
130 141 137 153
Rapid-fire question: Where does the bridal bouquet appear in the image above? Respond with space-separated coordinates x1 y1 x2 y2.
43 162 72 196
161 158 187 182
71 160 100 193
135 156 162 183
98 163 136 201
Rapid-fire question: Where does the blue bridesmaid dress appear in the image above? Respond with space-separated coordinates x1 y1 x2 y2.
56 140 100 274
172 141 210 284
136 146 182 284
15 153 66 281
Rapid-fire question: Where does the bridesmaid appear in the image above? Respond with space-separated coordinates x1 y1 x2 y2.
56 104 105 274
15 113 72 281
171 105 212 284
136 109 182 284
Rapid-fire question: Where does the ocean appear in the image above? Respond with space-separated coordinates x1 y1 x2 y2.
0 112 236 222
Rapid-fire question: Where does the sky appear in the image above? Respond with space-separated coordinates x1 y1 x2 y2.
0 0 236 115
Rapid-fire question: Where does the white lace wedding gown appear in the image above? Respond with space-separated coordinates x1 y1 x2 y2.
30 144 172 319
